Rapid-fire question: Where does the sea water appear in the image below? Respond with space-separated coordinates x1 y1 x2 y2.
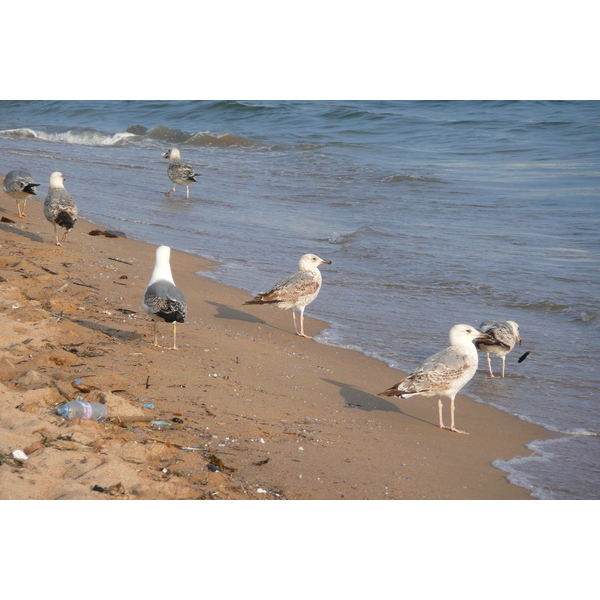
1 100 598 499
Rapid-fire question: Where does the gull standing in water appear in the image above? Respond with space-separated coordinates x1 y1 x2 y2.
142 245 187 349
244 253 332 339
44 172 78 246
475 320 522 378
162 148 201 199
378 324 493 434
2 169 40 218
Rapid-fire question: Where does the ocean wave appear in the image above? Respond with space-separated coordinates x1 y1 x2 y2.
126 124 269 149
143 125 190 144
493 436 600 499
0 127 138 146
326 226 392 245
575 309 599 327
186 131 266 148
0 122 267 150
491 295 599 328
0 127 136 146
1 120 305 153
327 231 356 245
321 105 388 122
510 299 572 314
381 174 447 184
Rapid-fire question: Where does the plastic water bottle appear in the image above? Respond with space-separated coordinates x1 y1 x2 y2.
56 400 108 422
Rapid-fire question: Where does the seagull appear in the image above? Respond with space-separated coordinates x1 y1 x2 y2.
378 324 493 434
162 148 201 199
475 320 522 378
2 169 40 218
142 245 187 350
244 253 332 339
43 172 78 246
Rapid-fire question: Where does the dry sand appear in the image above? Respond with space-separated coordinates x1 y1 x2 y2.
0 177 558 500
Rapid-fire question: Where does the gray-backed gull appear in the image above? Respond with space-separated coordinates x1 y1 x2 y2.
162 148 201 199
378 324 493 434
2 169 40 218
142 245 187 349
43 172 78 246
244 253 332 339
475 320 522 378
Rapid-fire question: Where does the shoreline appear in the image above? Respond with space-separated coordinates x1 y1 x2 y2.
0 176 560 499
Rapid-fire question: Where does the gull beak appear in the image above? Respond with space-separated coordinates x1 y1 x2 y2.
321 259 332 265
475 331 495 344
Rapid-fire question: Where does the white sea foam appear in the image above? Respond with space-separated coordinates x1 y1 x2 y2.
494 436 600 499
0 128 136 146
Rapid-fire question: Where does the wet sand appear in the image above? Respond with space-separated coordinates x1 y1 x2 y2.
0 177 558 500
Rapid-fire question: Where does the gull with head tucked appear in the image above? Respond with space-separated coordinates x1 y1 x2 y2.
378 324 493 434
2 169 40 218
162 148 201 199
244 253 332 339
142 245 187 350
475 320 522 378
44 172 78 246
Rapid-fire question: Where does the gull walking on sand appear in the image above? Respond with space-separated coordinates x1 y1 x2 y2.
162 148 201 199
2 169 40 218
378 324 494 434
143 245 187 350
244 253 332 339
44 172 78 246
475 320 522 378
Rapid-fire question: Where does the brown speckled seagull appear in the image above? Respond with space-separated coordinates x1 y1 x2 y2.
475 320 522 378
244 253 332 339
162 148 201 199
44 172 78 246
378 324 493 434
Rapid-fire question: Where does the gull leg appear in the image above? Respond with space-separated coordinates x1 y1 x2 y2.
486 354 495 378
16 200 25 218
501 356 506 378
447 396 469 434
172 321 178 350
297 307 312 339
53 223 62 246
152 321 160 347
186 186 190 200
438 398 445 430
60 229 71 243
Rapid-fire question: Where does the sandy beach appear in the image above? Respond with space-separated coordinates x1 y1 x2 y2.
0 175 558 500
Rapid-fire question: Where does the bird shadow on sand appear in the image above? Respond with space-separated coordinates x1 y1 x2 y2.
322 377 434 427
0 222 44 243
71 318 143 341
205 300 266 324
322 377 401 413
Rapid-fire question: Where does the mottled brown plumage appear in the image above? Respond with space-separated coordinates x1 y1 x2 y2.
44 172 78 246
379 324 493 434
475 320 522 377
244 253 331 338
162 148 201 199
